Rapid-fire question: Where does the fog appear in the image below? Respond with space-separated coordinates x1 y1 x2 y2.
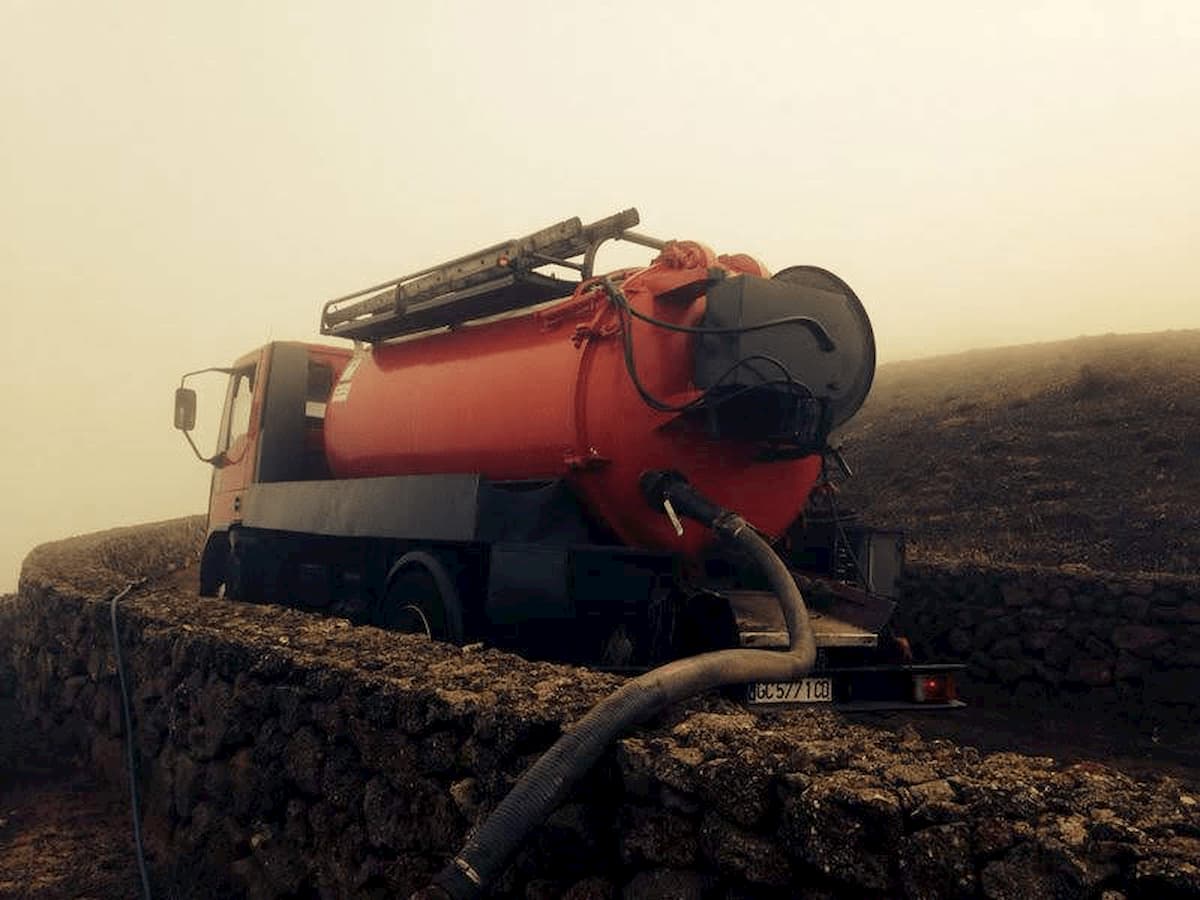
2 1 1197 593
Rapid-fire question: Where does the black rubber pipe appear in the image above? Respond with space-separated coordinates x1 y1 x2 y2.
417 486 816 898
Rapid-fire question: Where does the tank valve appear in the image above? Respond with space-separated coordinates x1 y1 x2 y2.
639 470 726 532
661 497 685 536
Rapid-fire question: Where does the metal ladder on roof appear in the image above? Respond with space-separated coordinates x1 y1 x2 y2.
320 208 662 343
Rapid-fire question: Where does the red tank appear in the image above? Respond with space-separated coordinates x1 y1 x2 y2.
324 239 872 558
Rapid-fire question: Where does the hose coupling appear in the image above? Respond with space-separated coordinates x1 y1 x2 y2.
712 511 751 543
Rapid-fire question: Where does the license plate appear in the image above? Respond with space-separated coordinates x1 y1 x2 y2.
746 678 833 705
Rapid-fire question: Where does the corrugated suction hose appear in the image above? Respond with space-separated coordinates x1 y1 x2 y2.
415 473 817 899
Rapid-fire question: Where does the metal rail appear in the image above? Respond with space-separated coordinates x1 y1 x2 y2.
321 208 649 343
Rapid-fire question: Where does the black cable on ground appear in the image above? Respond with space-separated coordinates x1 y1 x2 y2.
110 579 153 900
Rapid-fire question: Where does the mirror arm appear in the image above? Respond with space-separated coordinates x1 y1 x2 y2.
179 366 237 386
177 366 238 466
182 428 226 467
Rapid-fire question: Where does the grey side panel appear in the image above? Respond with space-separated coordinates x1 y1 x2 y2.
240 474 483 541
475 479 596 544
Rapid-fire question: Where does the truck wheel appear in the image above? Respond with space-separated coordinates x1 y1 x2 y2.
379 551 464 644
225 531 263 602
198 533 228 597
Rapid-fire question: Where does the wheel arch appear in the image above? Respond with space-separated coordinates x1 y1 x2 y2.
198 528 230 597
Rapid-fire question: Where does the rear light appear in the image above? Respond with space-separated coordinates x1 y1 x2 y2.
912 672 957 704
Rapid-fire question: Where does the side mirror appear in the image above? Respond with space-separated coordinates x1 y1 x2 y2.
174 388 197 431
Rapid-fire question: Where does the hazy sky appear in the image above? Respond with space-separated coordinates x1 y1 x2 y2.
2 1 1197 592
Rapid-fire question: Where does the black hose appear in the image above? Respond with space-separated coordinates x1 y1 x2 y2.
600 275 836 350
110 580 153 900
419 502 816 899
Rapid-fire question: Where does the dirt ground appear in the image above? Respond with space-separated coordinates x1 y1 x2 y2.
0 698 149 900
862 690 1200 792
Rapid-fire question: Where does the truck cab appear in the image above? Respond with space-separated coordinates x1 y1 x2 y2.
178 342 352 594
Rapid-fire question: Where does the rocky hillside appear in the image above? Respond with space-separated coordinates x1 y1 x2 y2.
836 330 1200 576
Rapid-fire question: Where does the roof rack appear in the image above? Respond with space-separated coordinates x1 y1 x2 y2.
321 208 662 343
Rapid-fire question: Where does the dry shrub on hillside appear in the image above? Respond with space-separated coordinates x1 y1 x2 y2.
836 330 1200 575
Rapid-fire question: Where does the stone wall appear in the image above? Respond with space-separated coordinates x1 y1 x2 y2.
897 560 1200 725
2 519 1199 898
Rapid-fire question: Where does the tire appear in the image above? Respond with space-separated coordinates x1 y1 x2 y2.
224 530 262 602
378 551 464 644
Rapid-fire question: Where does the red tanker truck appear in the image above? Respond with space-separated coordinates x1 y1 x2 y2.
174 208 959 708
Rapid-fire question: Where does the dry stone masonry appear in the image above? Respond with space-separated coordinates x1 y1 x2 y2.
897 560 1200 728
1 518 1198 898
